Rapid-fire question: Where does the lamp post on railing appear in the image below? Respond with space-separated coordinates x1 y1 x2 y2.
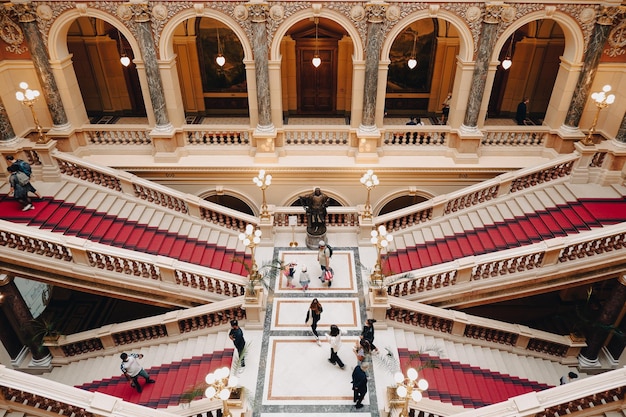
253 169 272 220
205 366 237 417
15 82 46 144
370 225 392 286
239 224 261 279
581 84 615 146
393 368 429 417
360 169 379 220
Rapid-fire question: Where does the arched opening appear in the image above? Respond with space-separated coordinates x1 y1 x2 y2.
204 194 254 216
378 194 429 215
67 17 145 123
487 20 565 124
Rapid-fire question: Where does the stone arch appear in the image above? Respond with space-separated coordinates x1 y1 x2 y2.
376 189 436 216
284 188 349 207
159 7 253 61
381 9 474 62
200 189 258 217
270 8 364 62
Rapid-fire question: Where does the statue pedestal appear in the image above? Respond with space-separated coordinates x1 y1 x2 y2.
306 232 327 250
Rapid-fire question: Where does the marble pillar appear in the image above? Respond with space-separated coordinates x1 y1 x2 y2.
461 5 501 131
563 7 617 130
0 98 17 144
248 3 274 133
13 3 69 129
129 3 172 132
360 3 386 130
615 109 626 144
0 276 50 361
579 275 626 366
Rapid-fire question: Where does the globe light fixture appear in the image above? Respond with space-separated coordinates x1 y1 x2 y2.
501 31 514 70
15 81 46 143
215 27 226 67
581 84 615 146
360 169 379 220
393 368 429 417
370 225 393 287
407 31 418 69
118 29 131 67
204 366 237 417
312 17 321 68
253 169 272 220
239 223 262 278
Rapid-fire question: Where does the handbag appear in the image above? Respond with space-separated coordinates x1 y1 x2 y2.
324 268 333 282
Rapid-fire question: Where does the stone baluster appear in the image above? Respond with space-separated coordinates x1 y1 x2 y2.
562 7 619 132
0 98 17 144
461 4 502 132
579 274 626 367
128 2 172 132
247 2 274 135
9 2 69 131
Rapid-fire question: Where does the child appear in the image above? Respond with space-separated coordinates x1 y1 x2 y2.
284 262 296 288
299 265 311 292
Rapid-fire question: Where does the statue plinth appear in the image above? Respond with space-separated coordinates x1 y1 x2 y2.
306 232 327 250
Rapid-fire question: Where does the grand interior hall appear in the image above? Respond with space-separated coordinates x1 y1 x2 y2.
1 0 626 416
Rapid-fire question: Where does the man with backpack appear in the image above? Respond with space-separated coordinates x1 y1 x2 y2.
8 164 35 211
318 240 333 287
6 155 41 200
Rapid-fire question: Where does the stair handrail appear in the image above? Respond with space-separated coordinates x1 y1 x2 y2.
0 219 248 306
50 150 258 232
447 366 626 417
385 220 626 296
374 152 580 232
272 205 360 228
44 297 245 363
385 295 584 362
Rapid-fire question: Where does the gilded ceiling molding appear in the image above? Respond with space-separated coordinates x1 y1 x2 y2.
605 18 626 58
0 6 27 54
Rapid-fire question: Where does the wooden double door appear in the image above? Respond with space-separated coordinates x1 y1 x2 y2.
297 41 337 114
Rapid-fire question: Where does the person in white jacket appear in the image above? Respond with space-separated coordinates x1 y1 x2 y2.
327 324 345 369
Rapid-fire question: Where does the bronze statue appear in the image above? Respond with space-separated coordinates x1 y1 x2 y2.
299 187 329 235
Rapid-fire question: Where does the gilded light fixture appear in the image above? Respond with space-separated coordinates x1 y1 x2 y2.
581 85 615 146
253 169 272 220
205 367 238 417
394 368 429 417
360 169 379 219
15 82 46 143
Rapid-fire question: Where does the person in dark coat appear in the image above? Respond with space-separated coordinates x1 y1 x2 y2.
516 97 529 125
351 363 368 409
8 164 34 211
360 318 378 353
229 319 246 367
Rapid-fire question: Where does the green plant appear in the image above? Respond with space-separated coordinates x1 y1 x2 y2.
359 259 411 291
232 257 284 296
29 317 61 354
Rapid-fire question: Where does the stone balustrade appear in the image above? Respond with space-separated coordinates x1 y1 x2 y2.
382 126 449 146
273 206 360 228
482 125 550 147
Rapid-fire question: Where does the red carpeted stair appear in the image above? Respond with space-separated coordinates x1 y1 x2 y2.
385 197 626 274
0 194 250 276
76 350 233 409
398 349 552 408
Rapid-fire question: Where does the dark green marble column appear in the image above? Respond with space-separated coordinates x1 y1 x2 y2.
0 98 17 143
247 2 273 132
360 3 386 129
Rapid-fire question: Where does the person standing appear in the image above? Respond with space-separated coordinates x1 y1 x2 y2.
299 265 311 292
516 97 529 125
318 240 332 287
306 298 323 345
284 261 297 288
351 363 368 409
229 319 246 368
327 324 345 369
120 352 155 393
441 93 452 124
6 155 41 199
8 165 35 211
406 117 417 125
560 371 578 385
360 319 378 353
353 339 372 372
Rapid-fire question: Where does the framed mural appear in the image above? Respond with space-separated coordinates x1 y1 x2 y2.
387 20 436 93
197 22 246 93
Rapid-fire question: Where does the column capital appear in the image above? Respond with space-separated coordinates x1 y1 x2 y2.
483 4 504 25
596 6 621 26
126 2 151 23
5 1 37 23
365 2 388 23
247 2 269 23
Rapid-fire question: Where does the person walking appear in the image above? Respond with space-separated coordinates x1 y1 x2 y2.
327 324 345 369
351 363 368 409
353 339 372 372
360 319 378 353
6 155 41 199
299 265 311 292
120 352 155 393
306 298 323 345
318 240 332 287
229 319 246 368
8 165 35 211
284 261 297 288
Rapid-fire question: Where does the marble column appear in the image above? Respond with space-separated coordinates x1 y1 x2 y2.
12 3 69 129
615 111 626 144
579 275 626 366
129 3 172 132
0 276 50 361
247 3 274 133
461 5 502 131
360 3 386 130
0 98 17 144
563 7 618 130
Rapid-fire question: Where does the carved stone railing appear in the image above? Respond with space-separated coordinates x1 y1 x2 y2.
273 206 360 228
375 153 580 233
0 220 246 306
482 126 550 147
386 223 626 307
447 367 626 417
186 128 250 146
45 298 245 362
385 296 584 363
382 126 449 146
282 126 350 146
81 126 152 146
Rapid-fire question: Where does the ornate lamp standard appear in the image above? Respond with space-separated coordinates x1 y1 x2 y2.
205 366 238 417
15 82 46 144
239 224 262 282
370 225 393 286
581 84 615 146
360 169 379 220
393 368 429 417
253 169 272 220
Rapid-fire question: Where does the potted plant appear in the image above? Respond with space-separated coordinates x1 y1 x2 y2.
360 259 411 300
232 257 284 298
